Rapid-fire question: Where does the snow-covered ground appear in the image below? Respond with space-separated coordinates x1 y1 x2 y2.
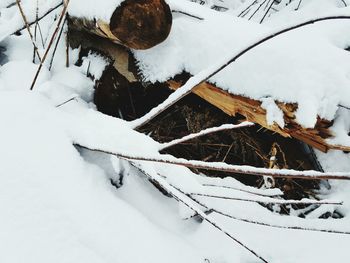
1 0 350 262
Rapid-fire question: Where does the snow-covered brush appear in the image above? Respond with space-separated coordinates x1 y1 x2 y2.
2 0 350 262
131 13 350 135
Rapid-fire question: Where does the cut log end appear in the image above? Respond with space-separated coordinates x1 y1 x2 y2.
110 0 172 50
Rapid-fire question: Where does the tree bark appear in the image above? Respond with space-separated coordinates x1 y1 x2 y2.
68 0 172 50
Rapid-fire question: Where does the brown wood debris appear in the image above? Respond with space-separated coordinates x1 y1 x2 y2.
168 80 350 153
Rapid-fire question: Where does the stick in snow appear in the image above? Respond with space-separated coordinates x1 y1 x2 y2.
159 177 350 235
129 162 269 263
188 193 350 235
30 1 69 90
15 0 42 62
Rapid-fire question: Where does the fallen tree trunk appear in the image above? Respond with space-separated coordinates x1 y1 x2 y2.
68 0 172 50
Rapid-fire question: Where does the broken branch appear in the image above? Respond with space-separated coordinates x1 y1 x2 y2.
159 122 254 151
76 144 350 180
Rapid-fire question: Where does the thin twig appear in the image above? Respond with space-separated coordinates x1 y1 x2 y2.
188 193 350 235
6 1 17 8
76 144 350 180
238 0 258 17
295 0 303 11
55 96 77 108
339 104 350 110
80 146 350 235
248 0 269 20
172 10 204 20
131 15 350 129
15 2 63 34
33 0 39 62
159 122 254 151
222 142 234 162
190 192 343 205
48 16 67 71
130 163 268 263
163 179 350 235
65 14 70 68
30 1 69 90
202 183 282 197
260 0 275 23
16 0 42 62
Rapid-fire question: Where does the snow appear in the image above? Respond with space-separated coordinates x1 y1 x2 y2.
68 0 124 21
134 0 350 129
0 0 62 42
261 97 285 128
0 91 204 263
1 0 350 262
81 52 110 80
0 60 50 90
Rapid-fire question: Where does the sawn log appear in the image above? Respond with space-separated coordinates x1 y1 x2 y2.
68 0 172 50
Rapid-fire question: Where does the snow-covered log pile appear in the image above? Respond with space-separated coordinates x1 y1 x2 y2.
67 0 350 152
131 0 350 152
1 0 350 262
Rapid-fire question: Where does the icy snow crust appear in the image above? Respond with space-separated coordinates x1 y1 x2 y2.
1 0 350 262
134 0 350 128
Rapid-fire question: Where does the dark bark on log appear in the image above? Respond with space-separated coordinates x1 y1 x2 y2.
68 0 172 50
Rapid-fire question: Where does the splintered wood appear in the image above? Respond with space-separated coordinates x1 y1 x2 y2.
168 80 349 153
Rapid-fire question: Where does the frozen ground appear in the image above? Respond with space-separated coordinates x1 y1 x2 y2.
1 0 350 262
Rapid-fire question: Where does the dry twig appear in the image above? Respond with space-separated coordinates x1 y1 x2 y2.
15 0 42 62
30 1 69 90
76 144 350 180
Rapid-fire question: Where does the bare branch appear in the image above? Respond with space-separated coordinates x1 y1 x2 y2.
190 192 343 206
159 122 254 151
76 144 350 180
15 0 42 62
130 162 269 263
189 194 350 235
15 2 63 34
171 10 204 20
202 183 283 197
49 16 67 70
30 1 69 90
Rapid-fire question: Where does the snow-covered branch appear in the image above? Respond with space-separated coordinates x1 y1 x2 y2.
76 144 350 180
159 122 254 150
130 162 269 263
